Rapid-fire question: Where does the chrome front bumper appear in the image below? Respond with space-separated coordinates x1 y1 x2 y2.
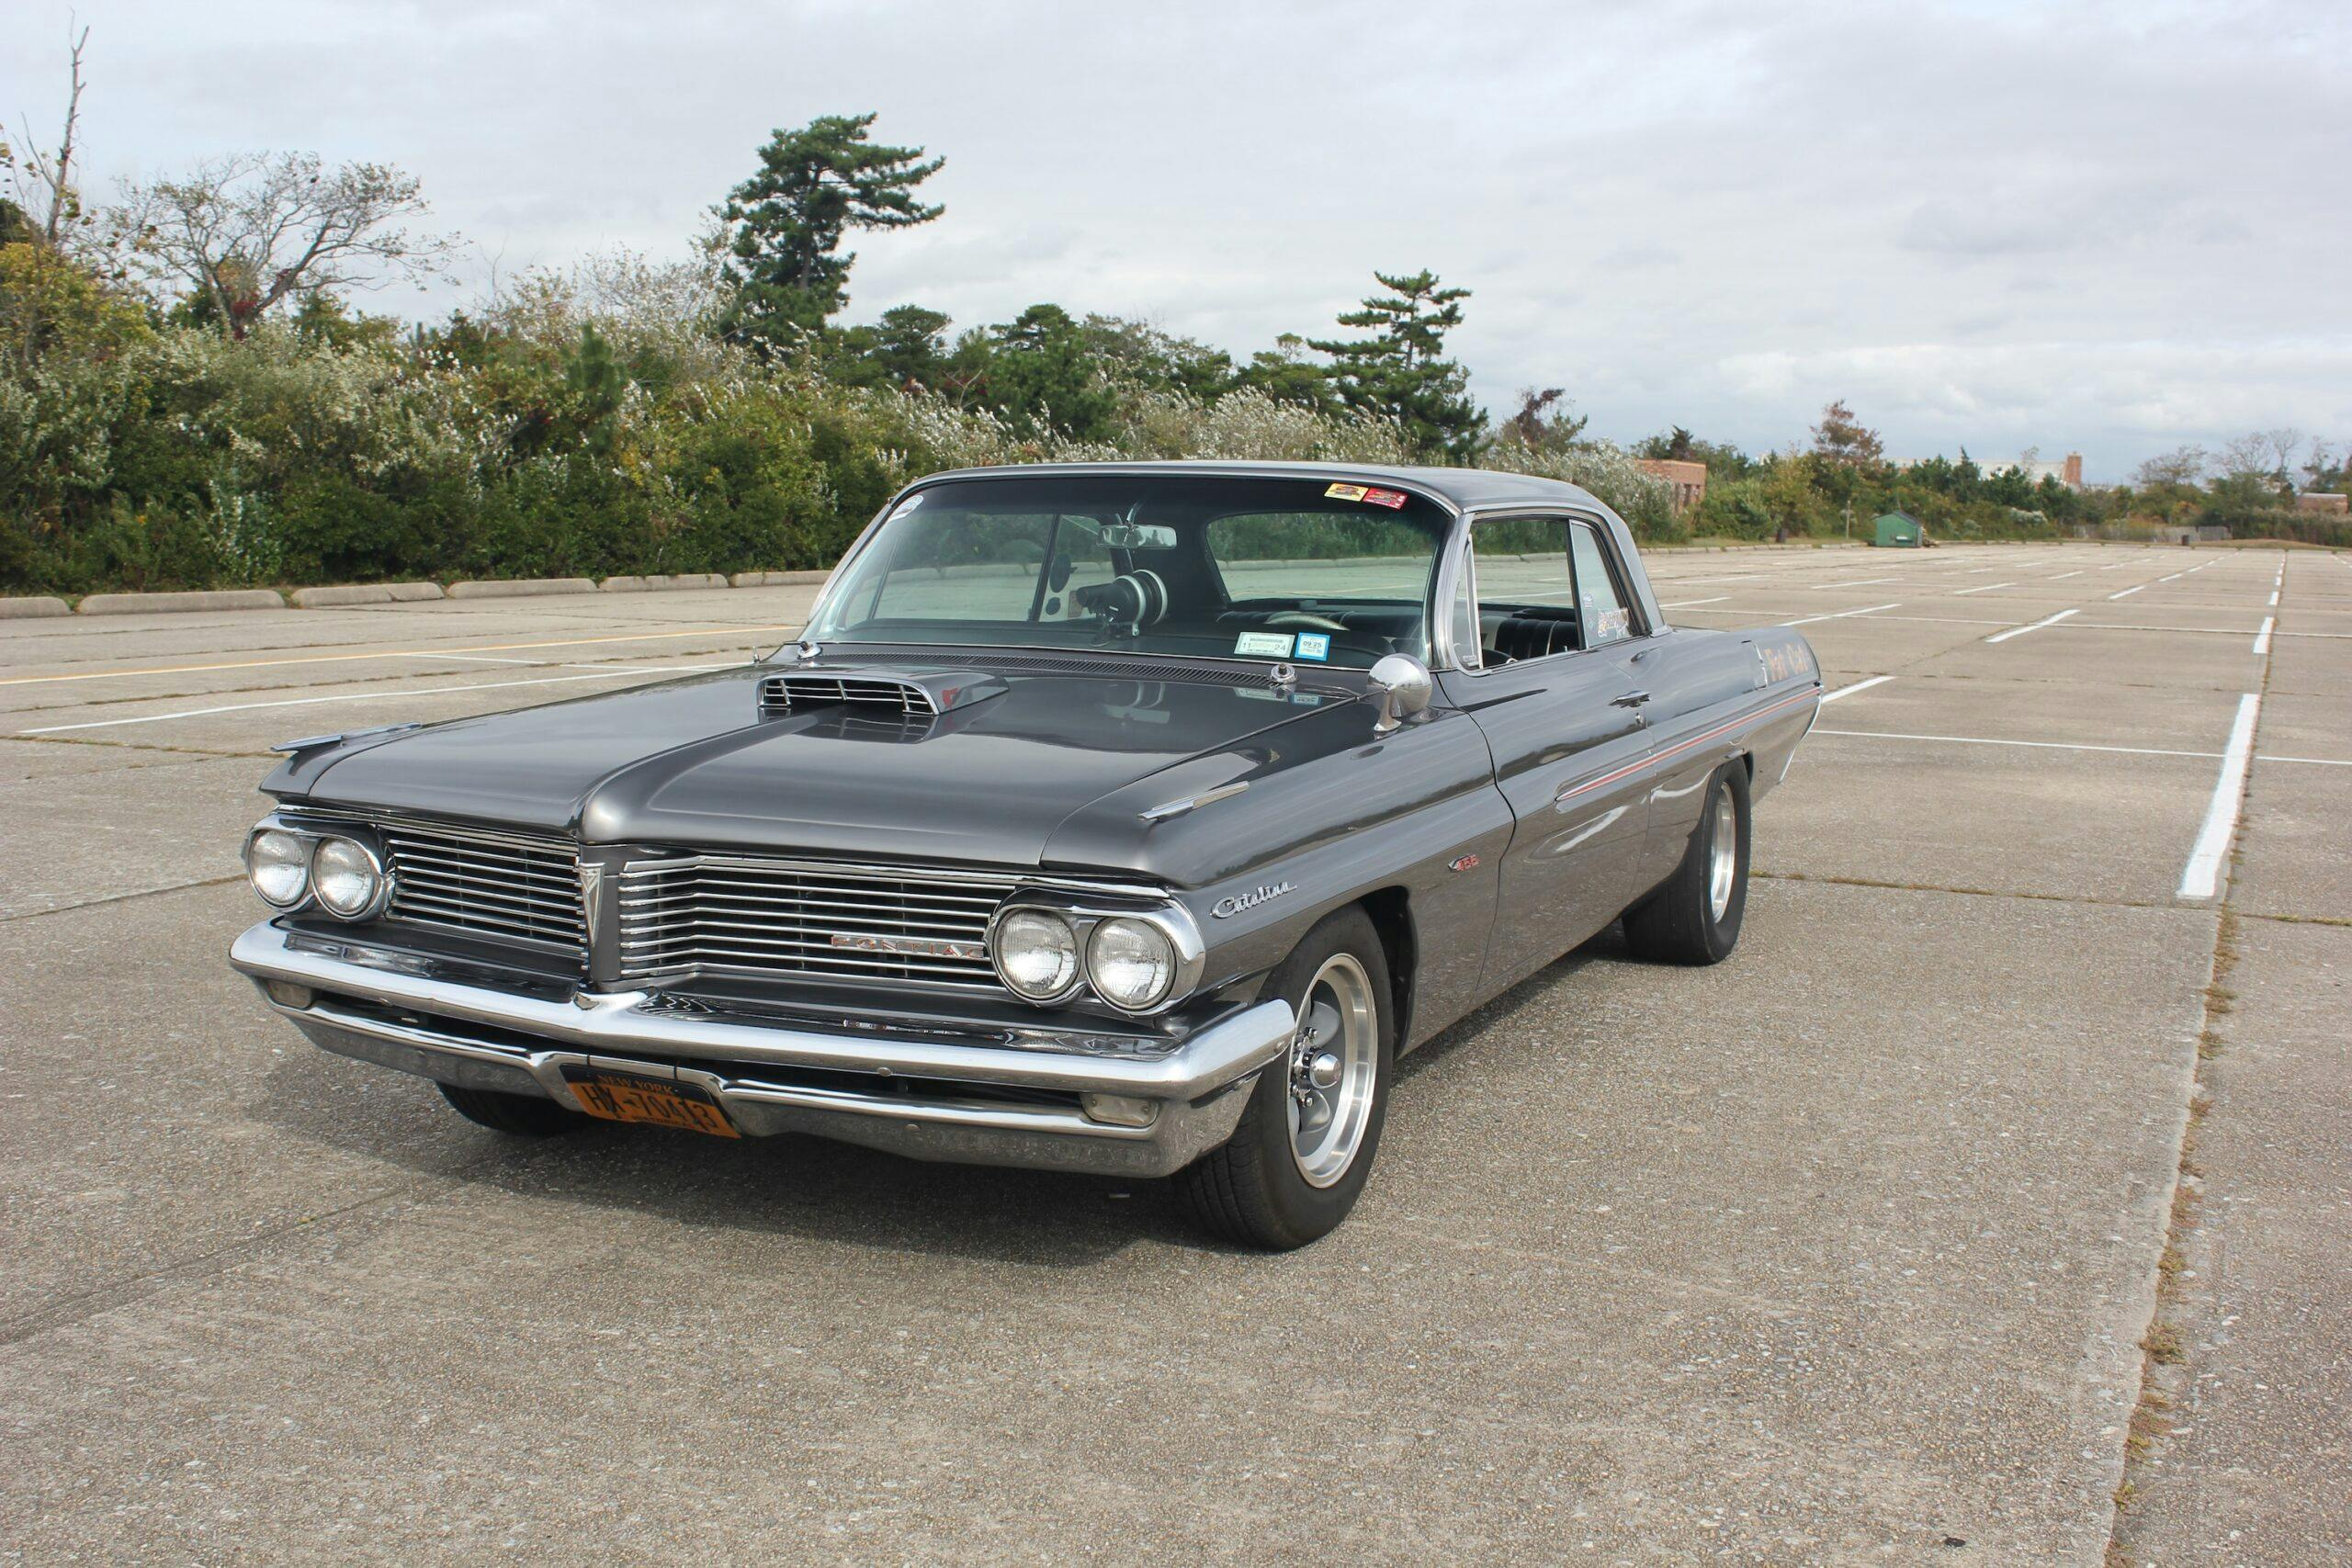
230 922 1293 1178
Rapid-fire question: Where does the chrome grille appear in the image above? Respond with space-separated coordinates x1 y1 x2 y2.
379 820 586 959
617 855 1013 989
759 672 938 716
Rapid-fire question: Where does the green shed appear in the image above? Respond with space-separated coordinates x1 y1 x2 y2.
1872 511 1922 547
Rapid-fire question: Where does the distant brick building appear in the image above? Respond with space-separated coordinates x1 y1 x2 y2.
2295 491 2349 515
1636 458 1708 513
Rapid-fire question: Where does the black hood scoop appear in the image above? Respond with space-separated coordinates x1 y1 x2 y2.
756 667 1007 720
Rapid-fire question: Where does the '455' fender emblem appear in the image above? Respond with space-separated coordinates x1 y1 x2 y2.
1212 882 1295 919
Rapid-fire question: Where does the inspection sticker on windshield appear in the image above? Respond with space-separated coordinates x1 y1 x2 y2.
1235 631 1295 658
1324 481 1410 510
1293 633 1331 661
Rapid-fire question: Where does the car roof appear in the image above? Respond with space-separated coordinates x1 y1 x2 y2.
915 459 1608 514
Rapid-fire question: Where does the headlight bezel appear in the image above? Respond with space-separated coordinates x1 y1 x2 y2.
988 896 1204 1016
310 833 392 920
243 816 394 920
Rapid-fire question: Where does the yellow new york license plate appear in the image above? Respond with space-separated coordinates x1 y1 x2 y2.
562 1067 739 1138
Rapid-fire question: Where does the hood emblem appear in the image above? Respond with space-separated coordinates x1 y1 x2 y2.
829 932 988 961
1212 882 1295 919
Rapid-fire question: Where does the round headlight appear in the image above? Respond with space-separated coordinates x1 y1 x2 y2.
245 829 311 908
994 908 1080 1000
311 836 386 919
1087 917 1177 1011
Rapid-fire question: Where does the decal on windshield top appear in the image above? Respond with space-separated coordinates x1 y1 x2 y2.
1235 631 1295 659
1324 482 1409 510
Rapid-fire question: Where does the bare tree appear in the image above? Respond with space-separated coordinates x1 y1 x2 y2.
2255 427 2304 479
2216 434 2278 480
107 152 461 336
1498 386 1589 451
1 24 90 246
2132 446 2207 488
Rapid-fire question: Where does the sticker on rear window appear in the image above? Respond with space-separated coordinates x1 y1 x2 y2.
1324 483 1368 501
1234 631 1295 658
1324 481 1410 510
1293 633 1331 661
1360 486 1408 510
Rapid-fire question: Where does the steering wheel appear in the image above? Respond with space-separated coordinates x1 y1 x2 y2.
1263 611 1350 633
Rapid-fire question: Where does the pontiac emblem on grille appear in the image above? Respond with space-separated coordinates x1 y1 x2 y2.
828 932 987 961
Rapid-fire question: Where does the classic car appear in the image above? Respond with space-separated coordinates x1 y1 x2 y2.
231 462 1821 1248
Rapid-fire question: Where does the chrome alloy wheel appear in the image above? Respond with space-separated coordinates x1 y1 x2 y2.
1707 783 1739 923
1286 952 1379 1189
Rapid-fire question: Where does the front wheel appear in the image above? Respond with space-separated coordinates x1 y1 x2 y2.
1622 761 1750 964
1178 907 1394 1250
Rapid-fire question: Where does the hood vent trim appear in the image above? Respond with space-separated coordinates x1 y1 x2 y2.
758 668 1007 720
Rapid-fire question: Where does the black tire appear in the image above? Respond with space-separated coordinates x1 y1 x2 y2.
1622 761 1751 965
437 1080 590 1136
1178 907 1395 1250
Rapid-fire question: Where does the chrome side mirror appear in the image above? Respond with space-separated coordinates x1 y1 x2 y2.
1367 653 1433 735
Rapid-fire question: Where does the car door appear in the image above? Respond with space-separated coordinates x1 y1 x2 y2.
1440 513 1656 993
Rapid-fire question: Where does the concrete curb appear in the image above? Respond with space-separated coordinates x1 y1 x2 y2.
289 582 446 608
78 589 288 615
0 595 72 619
729 570 832 588
446 578 599 601
602 572 730 593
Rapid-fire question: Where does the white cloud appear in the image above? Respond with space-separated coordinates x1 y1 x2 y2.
5 0 2344 480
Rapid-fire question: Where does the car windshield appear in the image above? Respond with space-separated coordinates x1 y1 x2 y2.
803 474 1448 670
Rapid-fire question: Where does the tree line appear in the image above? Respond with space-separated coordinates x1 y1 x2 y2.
2 42 2342 594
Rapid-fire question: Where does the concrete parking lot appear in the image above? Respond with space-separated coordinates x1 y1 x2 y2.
2 541 2345 1562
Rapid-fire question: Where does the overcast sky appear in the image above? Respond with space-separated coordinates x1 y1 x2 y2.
6 0 2345 479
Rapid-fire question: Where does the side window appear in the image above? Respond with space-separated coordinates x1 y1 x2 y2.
1568 524 1634 647
1471 518 1577 664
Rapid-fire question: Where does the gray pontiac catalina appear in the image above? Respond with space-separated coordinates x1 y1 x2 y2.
232 462 1821 1247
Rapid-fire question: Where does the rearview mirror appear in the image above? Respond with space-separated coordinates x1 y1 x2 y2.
1100 522 1178 551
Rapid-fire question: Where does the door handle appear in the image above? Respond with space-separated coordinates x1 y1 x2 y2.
1611 691 1651 708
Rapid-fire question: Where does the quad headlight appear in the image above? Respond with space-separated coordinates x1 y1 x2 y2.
1086 917 1178 1011
991 901 1200 1013
993 908 1081 1000
311 835 389 919
244 829 311 908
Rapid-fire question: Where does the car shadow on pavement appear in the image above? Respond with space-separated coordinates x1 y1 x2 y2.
254 1055 1210 1266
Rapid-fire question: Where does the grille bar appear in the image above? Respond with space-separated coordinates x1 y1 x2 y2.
617 854 1014 989
379 821 586 959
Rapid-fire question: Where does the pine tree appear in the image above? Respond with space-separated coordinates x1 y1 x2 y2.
717 114 944 348
1309 269 1484 461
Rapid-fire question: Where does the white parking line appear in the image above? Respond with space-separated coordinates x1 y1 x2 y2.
2253 617 2274 657
2101 563 2128 570
1985 608 2079 644
1809 577 1902 589
2160 572 2183 583
1818 728 2220 761
1820 675 1894 704
1661 596 1730 609
1952 581 2017 595
2049 570 2084 580
2109 584 2146 600
2178 694 2261 901
2268 590 2279 606
17 671 662 735
1817 728 2351 769
1781 602 1901 628
0 626 795 689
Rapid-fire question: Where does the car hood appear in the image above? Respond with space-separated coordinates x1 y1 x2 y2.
277 664 1359 868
